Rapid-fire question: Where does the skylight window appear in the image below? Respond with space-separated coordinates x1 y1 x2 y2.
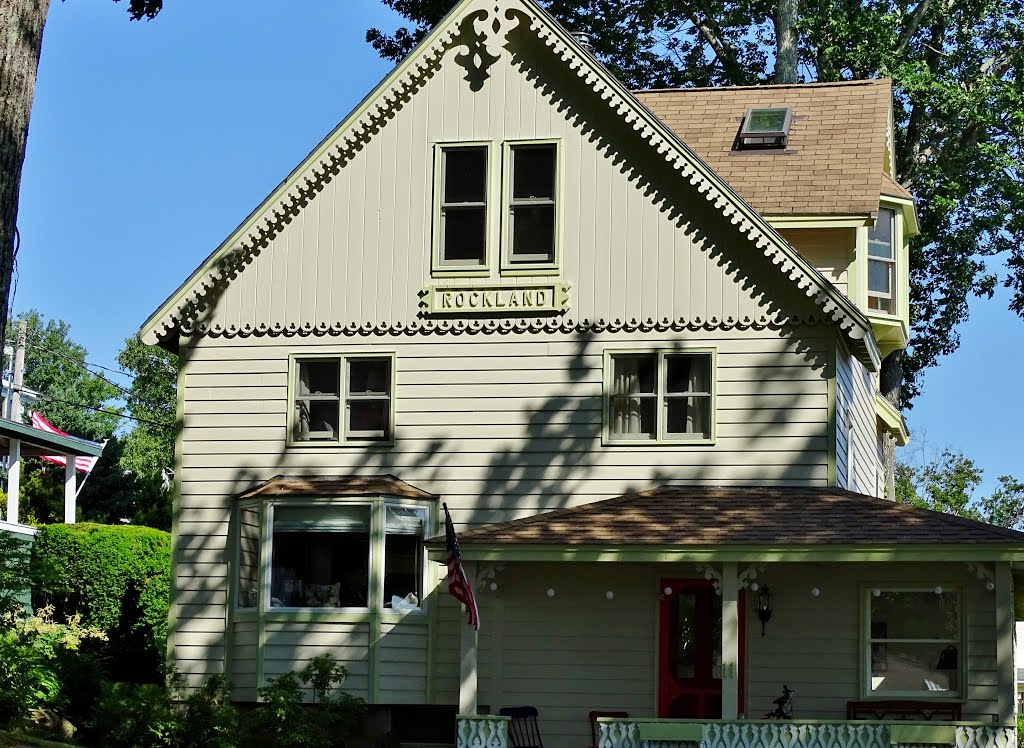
736 107 793 149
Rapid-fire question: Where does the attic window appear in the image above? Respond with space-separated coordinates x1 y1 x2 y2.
736 107 793 149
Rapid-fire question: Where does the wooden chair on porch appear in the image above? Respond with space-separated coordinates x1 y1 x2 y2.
589 711 629 748
499 706 544 748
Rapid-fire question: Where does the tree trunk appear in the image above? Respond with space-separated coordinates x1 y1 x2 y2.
0 0 51 360
879 349 903 500
773 0 798 83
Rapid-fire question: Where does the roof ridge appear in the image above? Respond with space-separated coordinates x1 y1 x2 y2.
634 79 890 94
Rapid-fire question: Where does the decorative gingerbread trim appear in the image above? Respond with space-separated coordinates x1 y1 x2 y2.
143 0 878 369
177 313 845 339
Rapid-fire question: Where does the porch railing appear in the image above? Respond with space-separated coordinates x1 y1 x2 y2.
596 720 1018 748
456 714 509 748
453 715 1017 748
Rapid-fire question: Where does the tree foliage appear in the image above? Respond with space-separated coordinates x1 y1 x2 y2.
368 0 1024 405
116 334 178 530
897 447 1024 530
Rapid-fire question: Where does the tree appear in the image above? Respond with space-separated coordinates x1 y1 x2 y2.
897 447 1024 531
366 0 1024 409
115 334 177 530
0 0 163 365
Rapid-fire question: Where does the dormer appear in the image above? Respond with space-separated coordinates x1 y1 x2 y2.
637 79 917 358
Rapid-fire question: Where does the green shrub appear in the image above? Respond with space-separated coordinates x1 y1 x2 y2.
31 523 170 682
0 606 107 731
243 655 365 747
84 673 238 748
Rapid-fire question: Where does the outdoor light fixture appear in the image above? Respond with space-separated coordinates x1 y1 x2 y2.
758 585 773 637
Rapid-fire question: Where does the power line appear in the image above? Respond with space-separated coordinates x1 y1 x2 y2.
33 391 175 431
26 341 173 415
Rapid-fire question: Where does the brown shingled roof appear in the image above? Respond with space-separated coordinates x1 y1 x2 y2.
237 475 436 500
434 486 1024 547
635 80 903 217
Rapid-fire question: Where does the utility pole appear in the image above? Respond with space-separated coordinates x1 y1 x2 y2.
6 320 26 524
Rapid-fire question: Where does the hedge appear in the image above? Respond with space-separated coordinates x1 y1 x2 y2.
31 523 171 682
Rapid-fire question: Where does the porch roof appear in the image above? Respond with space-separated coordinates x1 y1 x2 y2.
427 486 1024 562
0 416 104 458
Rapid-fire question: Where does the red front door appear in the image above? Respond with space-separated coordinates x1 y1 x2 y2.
658 579 745 718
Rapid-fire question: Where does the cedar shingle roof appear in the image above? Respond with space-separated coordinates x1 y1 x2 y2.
435 486 1024 546
635 80 909 217
236 474 436 500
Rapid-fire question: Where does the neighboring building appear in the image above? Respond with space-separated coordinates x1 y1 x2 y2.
140 0 1023 745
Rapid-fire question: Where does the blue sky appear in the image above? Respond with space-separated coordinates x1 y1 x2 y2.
16 1 1023 493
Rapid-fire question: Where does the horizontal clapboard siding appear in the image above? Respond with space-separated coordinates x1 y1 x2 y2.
779 227 854 297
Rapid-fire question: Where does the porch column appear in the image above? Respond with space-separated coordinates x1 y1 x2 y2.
995 562 1014 722
459 561 479 714
6 439 19 523
721 561 739 719
63 456 76 524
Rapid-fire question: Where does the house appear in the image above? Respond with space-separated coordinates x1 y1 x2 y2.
139 0 1024 746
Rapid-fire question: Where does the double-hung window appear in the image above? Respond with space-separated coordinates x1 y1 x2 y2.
434 141 559 274
292 354 394 445
865 587 962 697
606 350 714 443
867 207 896 314
437 145 489 268
506 142 557 267
234 499 431 613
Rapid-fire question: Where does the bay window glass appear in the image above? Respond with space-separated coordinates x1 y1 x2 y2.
867 588 961 696
270 505 371 608
608 351 713 442
236 498 431 613
868 207 896 314
238 504 260 609
383 505 427 610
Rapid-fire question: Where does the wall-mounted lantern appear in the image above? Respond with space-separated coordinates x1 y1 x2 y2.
758 585 773 637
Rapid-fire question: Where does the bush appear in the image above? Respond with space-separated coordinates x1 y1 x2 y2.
31 523 170 682
0 606 107 733
243 655 366 747
83 673 238 748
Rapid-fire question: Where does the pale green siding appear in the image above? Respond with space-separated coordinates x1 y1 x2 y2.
198 22 820 334
835 346 882 495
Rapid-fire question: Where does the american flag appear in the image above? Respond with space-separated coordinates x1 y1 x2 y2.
30 411 100 473
444 503 479 631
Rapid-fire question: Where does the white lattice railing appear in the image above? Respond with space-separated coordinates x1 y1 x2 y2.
457 714 509 748
598 720 1017 748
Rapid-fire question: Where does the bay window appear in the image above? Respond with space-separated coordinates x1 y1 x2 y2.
234 497 432 614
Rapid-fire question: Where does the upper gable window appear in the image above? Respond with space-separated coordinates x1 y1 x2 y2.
736 107 793 149
439 145 489 268
506 143 557 267
606 350 714 443
867 207 896 314
292 354 394 445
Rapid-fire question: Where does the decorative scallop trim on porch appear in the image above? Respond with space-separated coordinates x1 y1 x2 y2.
142 0 875 366
177 313 821 339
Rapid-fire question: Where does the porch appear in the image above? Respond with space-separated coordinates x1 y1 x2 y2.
428 487 1024 747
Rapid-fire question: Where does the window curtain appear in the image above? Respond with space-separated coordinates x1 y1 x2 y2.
612 358 643 434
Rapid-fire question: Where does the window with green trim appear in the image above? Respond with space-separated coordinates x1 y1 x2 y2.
292 355 393 444
866 587 961 697
507 143 557 265
439 145 489 268
868 207 897 314
234 499 430 613
607 351 713 442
